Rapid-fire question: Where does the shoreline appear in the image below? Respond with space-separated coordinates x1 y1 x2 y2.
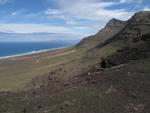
0 47 68 60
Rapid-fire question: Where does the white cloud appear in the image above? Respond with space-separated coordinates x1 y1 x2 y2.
0 23 74 33
0 0 12 4
120 0 144 8
45 9 77 25
11 12 17 16
43 0 136 35
46 0 134 21
44 8 62 15
66 20 77 25
120 0 131 3
143 7 150 11
73 26 89 30
47 15 66 20
11 10 23 16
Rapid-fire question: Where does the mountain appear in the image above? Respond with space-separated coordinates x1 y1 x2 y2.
96 18 127 35
75 18 126 50
16 12 150 87
24 10 150 99
78 11 150 64
97 11 150 47
0 11 150 113
95 11 150 67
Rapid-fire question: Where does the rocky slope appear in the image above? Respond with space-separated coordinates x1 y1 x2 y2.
97 11 150 67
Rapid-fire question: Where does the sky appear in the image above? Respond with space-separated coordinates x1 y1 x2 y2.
0 0 149 36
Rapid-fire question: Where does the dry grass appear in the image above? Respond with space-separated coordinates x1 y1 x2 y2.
0 48 78 91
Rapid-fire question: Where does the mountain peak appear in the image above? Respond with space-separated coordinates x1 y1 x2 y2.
106 18 126 28
96 18 126 36
109 18 123 23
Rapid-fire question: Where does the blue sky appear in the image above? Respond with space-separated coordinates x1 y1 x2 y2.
0 0 149 36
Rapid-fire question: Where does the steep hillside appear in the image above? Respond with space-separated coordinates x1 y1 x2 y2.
76 18 126 50
0 11 149 92
97 11 150 48
0 11 150 113
26 19 127 88
26 11 150 89
97 11 150 67
83 11 150 62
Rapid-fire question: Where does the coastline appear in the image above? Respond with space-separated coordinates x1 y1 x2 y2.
0 46 68 60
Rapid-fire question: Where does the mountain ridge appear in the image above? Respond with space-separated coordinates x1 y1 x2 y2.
75 17 126 49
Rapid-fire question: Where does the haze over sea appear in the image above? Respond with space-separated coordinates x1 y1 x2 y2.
0 33 83 57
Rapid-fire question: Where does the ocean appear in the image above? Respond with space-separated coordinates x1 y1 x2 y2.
0 41 78 58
